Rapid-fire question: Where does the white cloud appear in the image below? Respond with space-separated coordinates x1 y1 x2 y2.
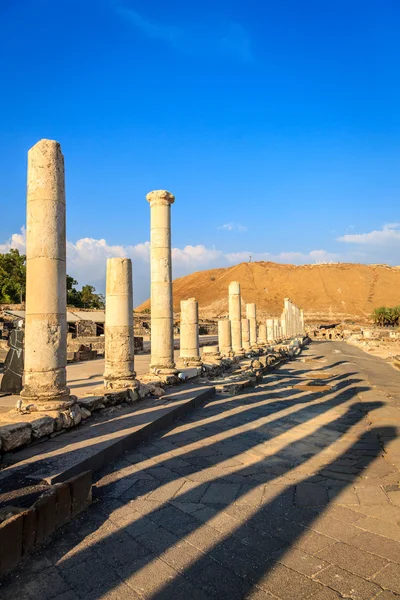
338 223 400 246
0 227 26 253
217 222 247 232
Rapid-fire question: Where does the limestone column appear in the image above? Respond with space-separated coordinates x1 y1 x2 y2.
292 305 297 336
273 319 280 341
266 319 274 343
103 258 137 390
300 309 305 335
284 298 292 338
228 281 244 356
241 318 251 351
146 190 177 375
258 324 267 346
281 312 287 339
218 320 232 356
246 303 258 348
21 139 72 410
177 298 202 367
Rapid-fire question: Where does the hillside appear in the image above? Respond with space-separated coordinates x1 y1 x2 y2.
136 262 400 322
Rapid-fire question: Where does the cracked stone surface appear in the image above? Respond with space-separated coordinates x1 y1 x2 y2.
1 340 400 600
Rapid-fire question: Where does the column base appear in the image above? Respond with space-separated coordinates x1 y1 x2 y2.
176 357 203 368
103 375 140 392
233 349 245 358
20 388 75 412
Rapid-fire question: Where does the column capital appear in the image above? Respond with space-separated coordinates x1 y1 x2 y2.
146 190 175 206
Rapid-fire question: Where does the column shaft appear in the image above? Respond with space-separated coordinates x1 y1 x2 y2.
147 190 176 374
246 303 258 348
21 139 72 410
177 298 201 367
258 324 267 345
241 318 251 351
104 258 137 389
266 319 274 342
218 320 232 356
228 281 244 356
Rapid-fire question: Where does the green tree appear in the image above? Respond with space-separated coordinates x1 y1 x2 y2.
66 276 105 309
0 249 26 303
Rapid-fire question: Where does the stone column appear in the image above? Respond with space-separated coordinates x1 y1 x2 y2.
284 298 292 338
300 309 305 335
292 305 297 336
281 312 287 339
146 190 177 376
218 320 232 357
241 318 251 351
228 281 244 356
103 258 137 390
21 139 73 411
177 298 202 367
266 319 274 342
258 324 267 346
274 319 280 341
246 303 258 348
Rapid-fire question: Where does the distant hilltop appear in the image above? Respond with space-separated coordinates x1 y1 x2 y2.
136 261 400 322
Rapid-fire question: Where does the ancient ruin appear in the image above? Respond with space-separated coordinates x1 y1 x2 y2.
146 190 177 379
177 298 202 367
103 258 138 391
20 140 73 411
228 281 244 357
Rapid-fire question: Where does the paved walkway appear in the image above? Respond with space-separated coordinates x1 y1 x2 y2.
1 341 400 600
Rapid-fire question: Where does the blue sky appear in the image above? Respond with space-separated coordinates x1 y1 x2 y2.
1 0 399 303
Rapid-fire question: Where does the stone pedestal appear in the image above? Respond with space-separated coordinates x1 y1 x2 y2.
147 190 177 377
177 298 202 367
103 258 138 390
258 324 267 346
21 139 73 411
246 303 258 348
241 318 251 351
266 319 274 342
228 281 244 357
202 345 222 365
218 320 232 357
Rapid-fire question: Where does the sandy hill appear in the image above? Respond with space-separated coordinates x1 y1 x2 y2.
136 261 400 322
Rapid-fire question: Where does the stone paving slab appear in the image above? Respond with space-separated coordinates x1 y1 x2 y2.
1 341 400 599
0 384 215 505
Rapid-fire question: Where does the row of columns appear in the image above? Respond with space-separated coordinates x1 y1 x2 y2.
21 139 206 410
216 282 306 358
20 138 305 410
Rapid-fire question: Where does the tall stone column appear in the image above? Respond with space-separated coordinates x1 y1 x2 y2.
21 139 73 411
103 258 137 390
300 309 305 335
273 319 280 341
281 312 287 339
258 324 267 346
241 318 251 351
284 298 292 338
266 319 274 342
218 320 232 357
146 190 177 376
292 305 297 336
246 303 258 349
228 281 244 357
177 298 202 367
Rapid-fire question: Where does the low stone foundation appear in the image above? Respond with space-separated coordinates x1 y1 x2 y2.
0 470 92 578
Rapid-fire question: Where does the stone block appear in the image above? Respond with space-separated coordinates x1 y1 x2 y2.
55 482 71 528
34 490 56 544
31 415 55 439
0 512 23 576
22 507 37 555
69 470 92 516
78 396 105 411
0 422 32 451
